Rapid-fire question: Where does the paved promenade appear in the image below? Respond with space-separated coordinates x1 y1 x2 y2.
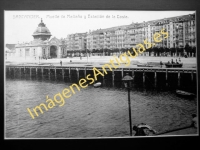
6 56 197 68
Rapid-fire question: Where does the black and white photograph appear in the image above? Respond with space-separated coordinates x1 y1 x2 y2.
4 10 198 139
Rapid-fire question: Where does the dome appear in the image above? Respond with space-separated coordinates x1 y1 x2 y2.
32 19 52 40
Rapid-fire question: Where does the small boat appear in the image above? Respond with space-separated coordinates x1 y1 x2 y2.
93 82 101 87
165 63 183 68
176 90 195 97
137 64 154 67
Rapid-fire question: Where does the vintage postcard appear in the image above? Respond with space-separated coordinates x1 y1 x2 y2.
5 10 198 138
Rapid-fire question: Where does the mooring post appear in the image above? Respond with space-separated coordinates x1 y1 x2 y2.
178 71 181 87
112 70 115 87
154 71 157 87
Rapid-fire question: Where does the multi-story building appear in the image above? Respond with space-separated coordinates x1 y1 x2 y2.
7 13 196 60
66 33 87 56
86 13 196 52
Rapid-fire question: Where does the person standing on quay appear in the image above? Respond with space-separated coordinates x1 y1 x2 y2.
160 61 163 68
171 59 174 64
60 60 62 66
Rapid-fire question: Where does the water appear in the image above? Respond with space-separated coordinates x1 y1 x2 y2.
5 76 197 138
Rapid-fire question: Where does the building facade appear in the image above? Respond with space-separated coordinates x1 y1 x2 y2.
7 13 196 60
65 33 87 56
14 19 67 60
86 13 196 52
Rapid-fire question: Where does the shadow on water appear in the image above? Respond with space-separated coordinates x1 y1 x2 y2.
6 69 197 101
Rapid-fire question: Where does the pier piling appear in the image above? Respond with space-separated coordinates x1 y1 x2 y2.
55 68 57 80
166 69 168 86
6 65 196 90
121 68 124 77
48 68 50 80
41 68 44 78
191 71 193 82
36 68 38 76
143 71 145 84
84 67 87 78
62 69 65 81
154 71 157 87
77 68 79 81
178 71 181 87
112 71 115 87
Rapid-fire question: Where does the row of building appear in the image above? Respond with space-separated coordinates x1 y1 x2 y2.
6 13 196 60
67 13 196 51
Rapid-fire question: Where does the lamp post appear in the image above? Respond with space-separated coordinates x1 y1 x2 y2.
122 73 133 136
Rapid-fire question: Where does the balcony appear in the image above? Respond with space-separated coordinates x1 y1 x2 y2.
99 34 104 37
129 41 137 44
155 28 160 31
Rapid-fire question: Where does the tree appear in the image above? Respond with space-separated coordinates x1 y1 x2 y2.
152 47 158 56
170 47 176 56
192 46 196 57
185 43 190 52
158 47 164 56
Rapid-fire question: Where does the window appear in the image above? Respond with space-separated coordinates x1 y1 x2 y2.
33 49 35 56
20 49 22 57
25 49 30 56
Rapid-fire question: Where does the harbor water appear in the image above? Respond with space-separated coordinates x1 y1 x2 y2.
5 74 197 138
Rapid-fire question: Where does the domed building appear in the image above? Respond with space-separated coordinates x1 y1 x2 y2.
14 19 67 60
32 19 52 41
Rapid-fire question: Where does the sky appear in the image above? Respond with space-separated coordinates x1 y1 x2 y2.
5 10 195 44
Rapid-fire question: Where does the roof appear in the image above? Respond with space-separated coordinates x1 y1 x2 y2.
88 13 195 34
32 19 51 36
6 44 16 50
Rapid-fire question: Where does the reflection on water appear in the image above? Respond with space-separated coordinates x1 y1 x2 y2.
5 75 197 138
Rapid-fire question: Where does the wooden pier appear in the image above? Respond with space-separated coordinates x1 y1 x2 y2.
6 65 197 88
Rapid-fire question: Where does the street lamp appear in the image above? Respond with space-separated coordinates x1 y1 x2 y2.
122 73 133 136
